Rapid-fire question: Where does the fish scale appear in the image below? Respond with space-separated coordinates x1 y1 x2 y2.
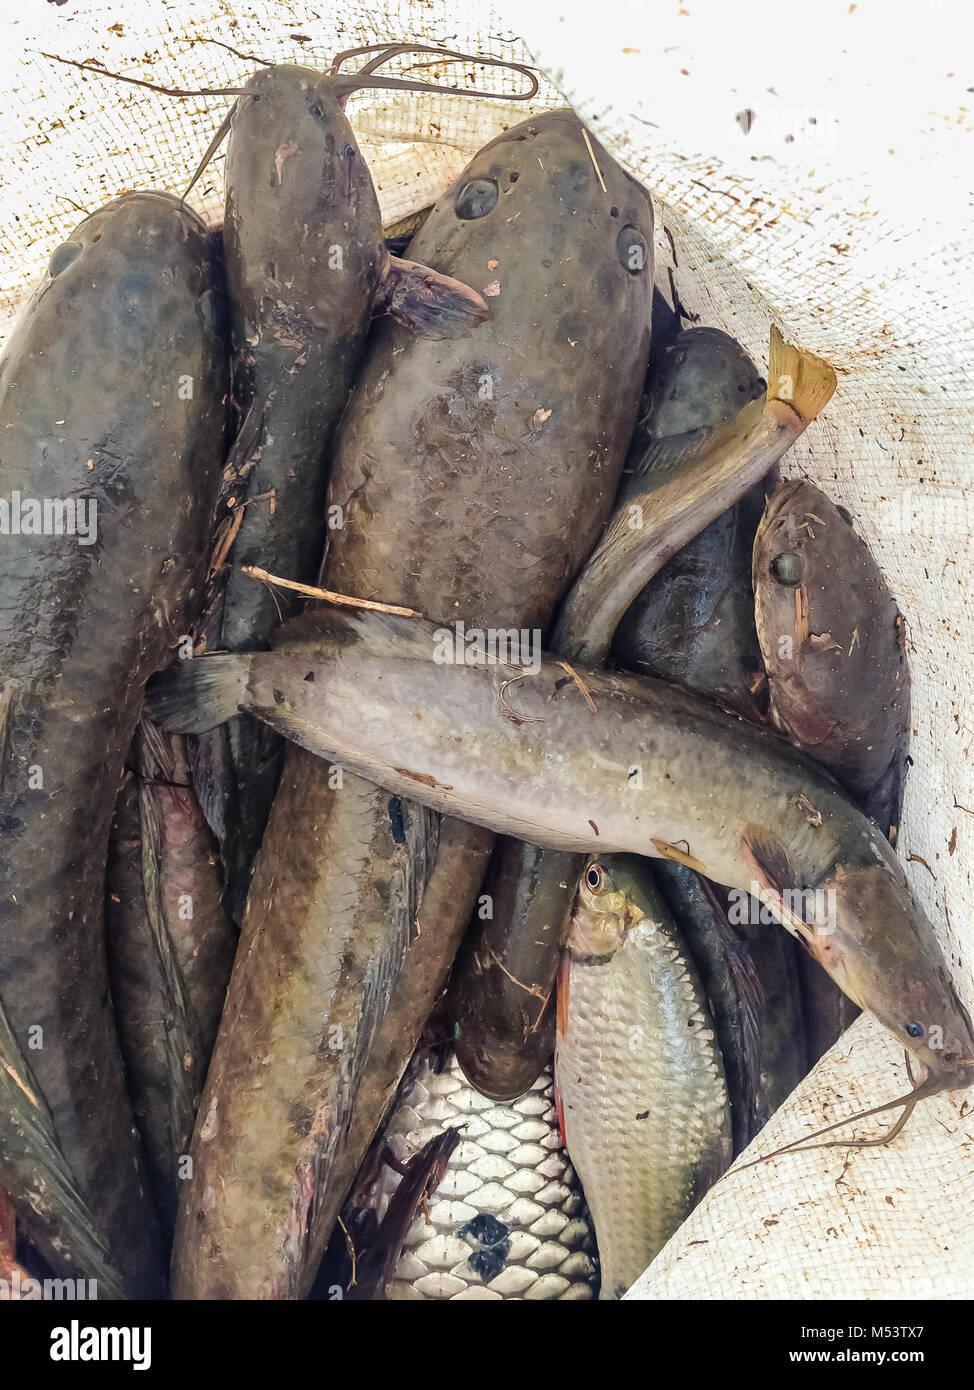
373 1055 598 1300
557 885 730 1300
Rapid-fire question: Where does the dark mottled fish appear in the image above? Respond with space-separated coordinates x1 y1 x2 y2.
169 109 655 1300
194 64 490 923
613 327 768 719
0 191 228 1293
106 718 236 1237
753 478 910 837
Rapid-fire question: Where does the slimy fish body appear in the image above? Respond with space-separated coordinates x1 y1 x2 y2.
150 602 974 1102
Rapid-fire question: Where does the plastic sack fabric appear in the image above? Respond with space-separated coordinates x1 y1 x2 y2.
3 0 971 1299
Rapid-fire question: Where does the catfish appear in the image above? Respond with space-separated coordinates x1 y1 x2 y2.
169 110 655 1300
0 192 228 1294
148 602 974 1110
449 327 832 1099
191 63 492 921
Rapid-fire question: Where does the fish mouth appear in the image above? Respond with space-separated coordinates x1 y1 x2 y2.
932 1057 974 1092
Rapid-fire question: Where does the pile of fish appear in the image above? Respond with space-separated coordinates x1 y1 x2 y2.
0 45 970 1303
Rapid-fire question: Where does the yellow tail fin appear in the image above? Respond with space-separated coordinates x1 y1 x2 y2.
767 324 837 424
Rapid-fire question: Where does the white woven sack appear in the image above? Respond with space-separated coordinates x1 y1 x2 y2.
3 0 972 1299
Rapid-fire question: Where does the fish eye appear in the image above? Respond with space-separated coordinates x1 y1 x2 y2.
585 863 605 892
617 225 648 274
769 552 805 586
49 241 82 278
340 143 356 159
455 178 499 220
906 1022 924 1038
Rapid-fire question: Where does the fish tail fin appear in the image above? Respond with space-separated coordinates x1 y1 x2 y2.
767 325 837 424
380 256 490 339
146 654 251 734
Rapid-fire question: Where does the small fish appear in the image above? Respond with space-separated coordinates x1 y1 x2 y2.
612 327 768 720
636 325 766 440
556 855 730 1298
106 718 237 1239
613 486 768 721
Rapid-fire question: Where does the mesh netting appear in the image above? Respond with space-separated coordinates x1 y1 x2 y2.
4 0 972 1298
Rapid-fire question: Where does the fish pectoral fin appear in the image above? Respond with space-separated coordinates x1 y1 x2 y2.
145 654 252 734
379 256 491 339
740 825 813 941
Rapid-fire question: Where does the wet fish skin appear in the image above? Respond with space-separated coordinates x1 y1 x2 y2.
198 66 388 923
557 854 730 1298
202 65 488 922
637 325 766 440
553 326 837 666
613 485 769 722
0 192 228 1294
652 863 806 1153
148 602 974 1094
753 477 910 838
106 719 237 1238
753 478 910 1056
449 840 577 1101
448 329 798 1100
332 1051 598 1300
169 109 655 1301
